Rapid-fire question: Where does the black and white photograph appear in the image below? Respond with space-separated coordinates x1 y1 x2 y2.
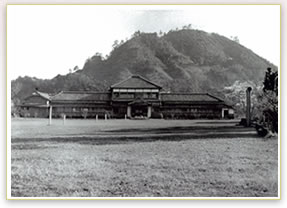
7 4 280 199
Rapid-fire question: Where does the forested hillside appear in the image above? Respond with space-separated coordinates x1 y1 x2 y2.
11 28 277 108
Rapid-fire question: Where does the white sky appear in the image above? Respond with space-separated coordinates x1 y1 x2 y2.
7 5 280 80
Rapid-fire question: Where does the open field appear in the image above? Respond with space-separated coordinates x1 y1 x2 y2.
11 118 254 139
10 118 278 197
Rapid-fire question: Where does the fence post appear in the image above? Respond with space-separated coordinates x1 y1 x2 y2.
48 106 53 125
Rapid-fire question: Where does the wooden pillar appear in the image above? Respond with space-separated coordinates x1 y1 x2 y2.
147 106 152 118
49 105 53 125
127 106 131 118
246 87 252 127
221 108 225 119
63 114 66 125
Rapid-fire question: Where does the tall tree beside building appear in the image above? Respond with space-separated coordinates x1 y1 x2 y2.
258 67 278 132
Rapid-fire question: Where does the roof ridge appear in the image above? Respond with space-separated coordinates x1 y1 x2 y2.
110 76 132 88
132 74 162 88
111 74 162 89
206 93 224 102
35 91 51 100
160 92 208 95
60 91 108 94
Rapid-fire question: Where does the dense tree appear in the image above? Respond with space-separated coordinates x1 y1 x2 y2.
263 67 278 95
112 40 119 49
230 36 240 43
11 81 23 116
73 66 79 72
258 67 278 132
223 80 260 118
132 30 141 38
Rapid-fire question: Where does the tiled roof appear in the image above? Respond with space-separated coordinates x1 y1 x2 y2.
51 91 110 101
35 91 51 100
160 93 223 102
111 75 162 89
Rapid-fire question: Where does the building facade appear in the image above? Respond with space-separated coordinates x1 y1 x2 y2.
19 75 234 119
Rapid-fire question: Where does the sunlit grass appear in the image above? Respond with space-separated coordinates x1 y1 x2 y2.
11 129 278 197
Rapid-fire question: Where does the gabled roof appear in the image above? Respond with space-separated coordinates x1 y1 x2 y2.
128 97 150 105
111 75 162 89
160 93 224 102
51 91 110 101
33 91 51 100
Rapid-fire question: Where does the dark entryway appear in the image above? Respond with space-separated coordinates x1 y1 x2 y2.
223 109 229 118
131 105 148 117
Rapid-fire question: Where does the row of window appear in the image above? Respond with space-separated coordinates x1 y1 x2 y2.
162 108 220 113
113 89 159 93
55 107 110 112
23 107 219 113
113 92 158 99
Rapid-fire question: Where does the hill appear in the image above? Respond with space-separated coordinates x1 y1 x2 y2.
11 29 276 106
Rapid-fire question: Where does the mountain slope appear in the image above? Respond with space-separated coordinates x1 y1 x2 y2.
81 29 275 91
11 29 277 104
164 30 274 84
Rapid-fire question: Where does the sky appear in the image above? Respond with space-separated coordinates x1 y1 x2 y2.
7 5 280 80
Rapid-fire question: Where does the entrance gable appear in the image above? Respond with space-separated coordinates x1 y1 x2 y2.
111 75 162 90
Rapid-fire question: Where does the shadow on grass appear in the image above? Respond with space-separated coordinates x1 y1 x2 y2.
12 133 261 149
107 125 253 134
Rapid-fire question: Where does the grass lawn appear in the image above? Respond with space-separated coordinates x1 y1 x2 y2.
10 118 278 197
11 118 246 138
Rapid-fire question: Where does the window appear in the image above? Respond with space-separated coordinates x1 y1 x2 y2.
119 93 134 99
113 92 119 98
149 93 157 98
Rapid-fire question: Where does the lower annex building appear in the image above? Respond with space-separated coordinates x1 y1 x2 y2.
19 75 234 119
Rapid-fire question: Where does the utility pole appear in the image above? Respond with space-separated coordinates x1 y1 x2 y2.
246 87 252 127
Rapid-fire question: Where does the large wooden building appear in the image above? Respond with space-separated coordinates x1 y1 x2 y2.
19 75 234 119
